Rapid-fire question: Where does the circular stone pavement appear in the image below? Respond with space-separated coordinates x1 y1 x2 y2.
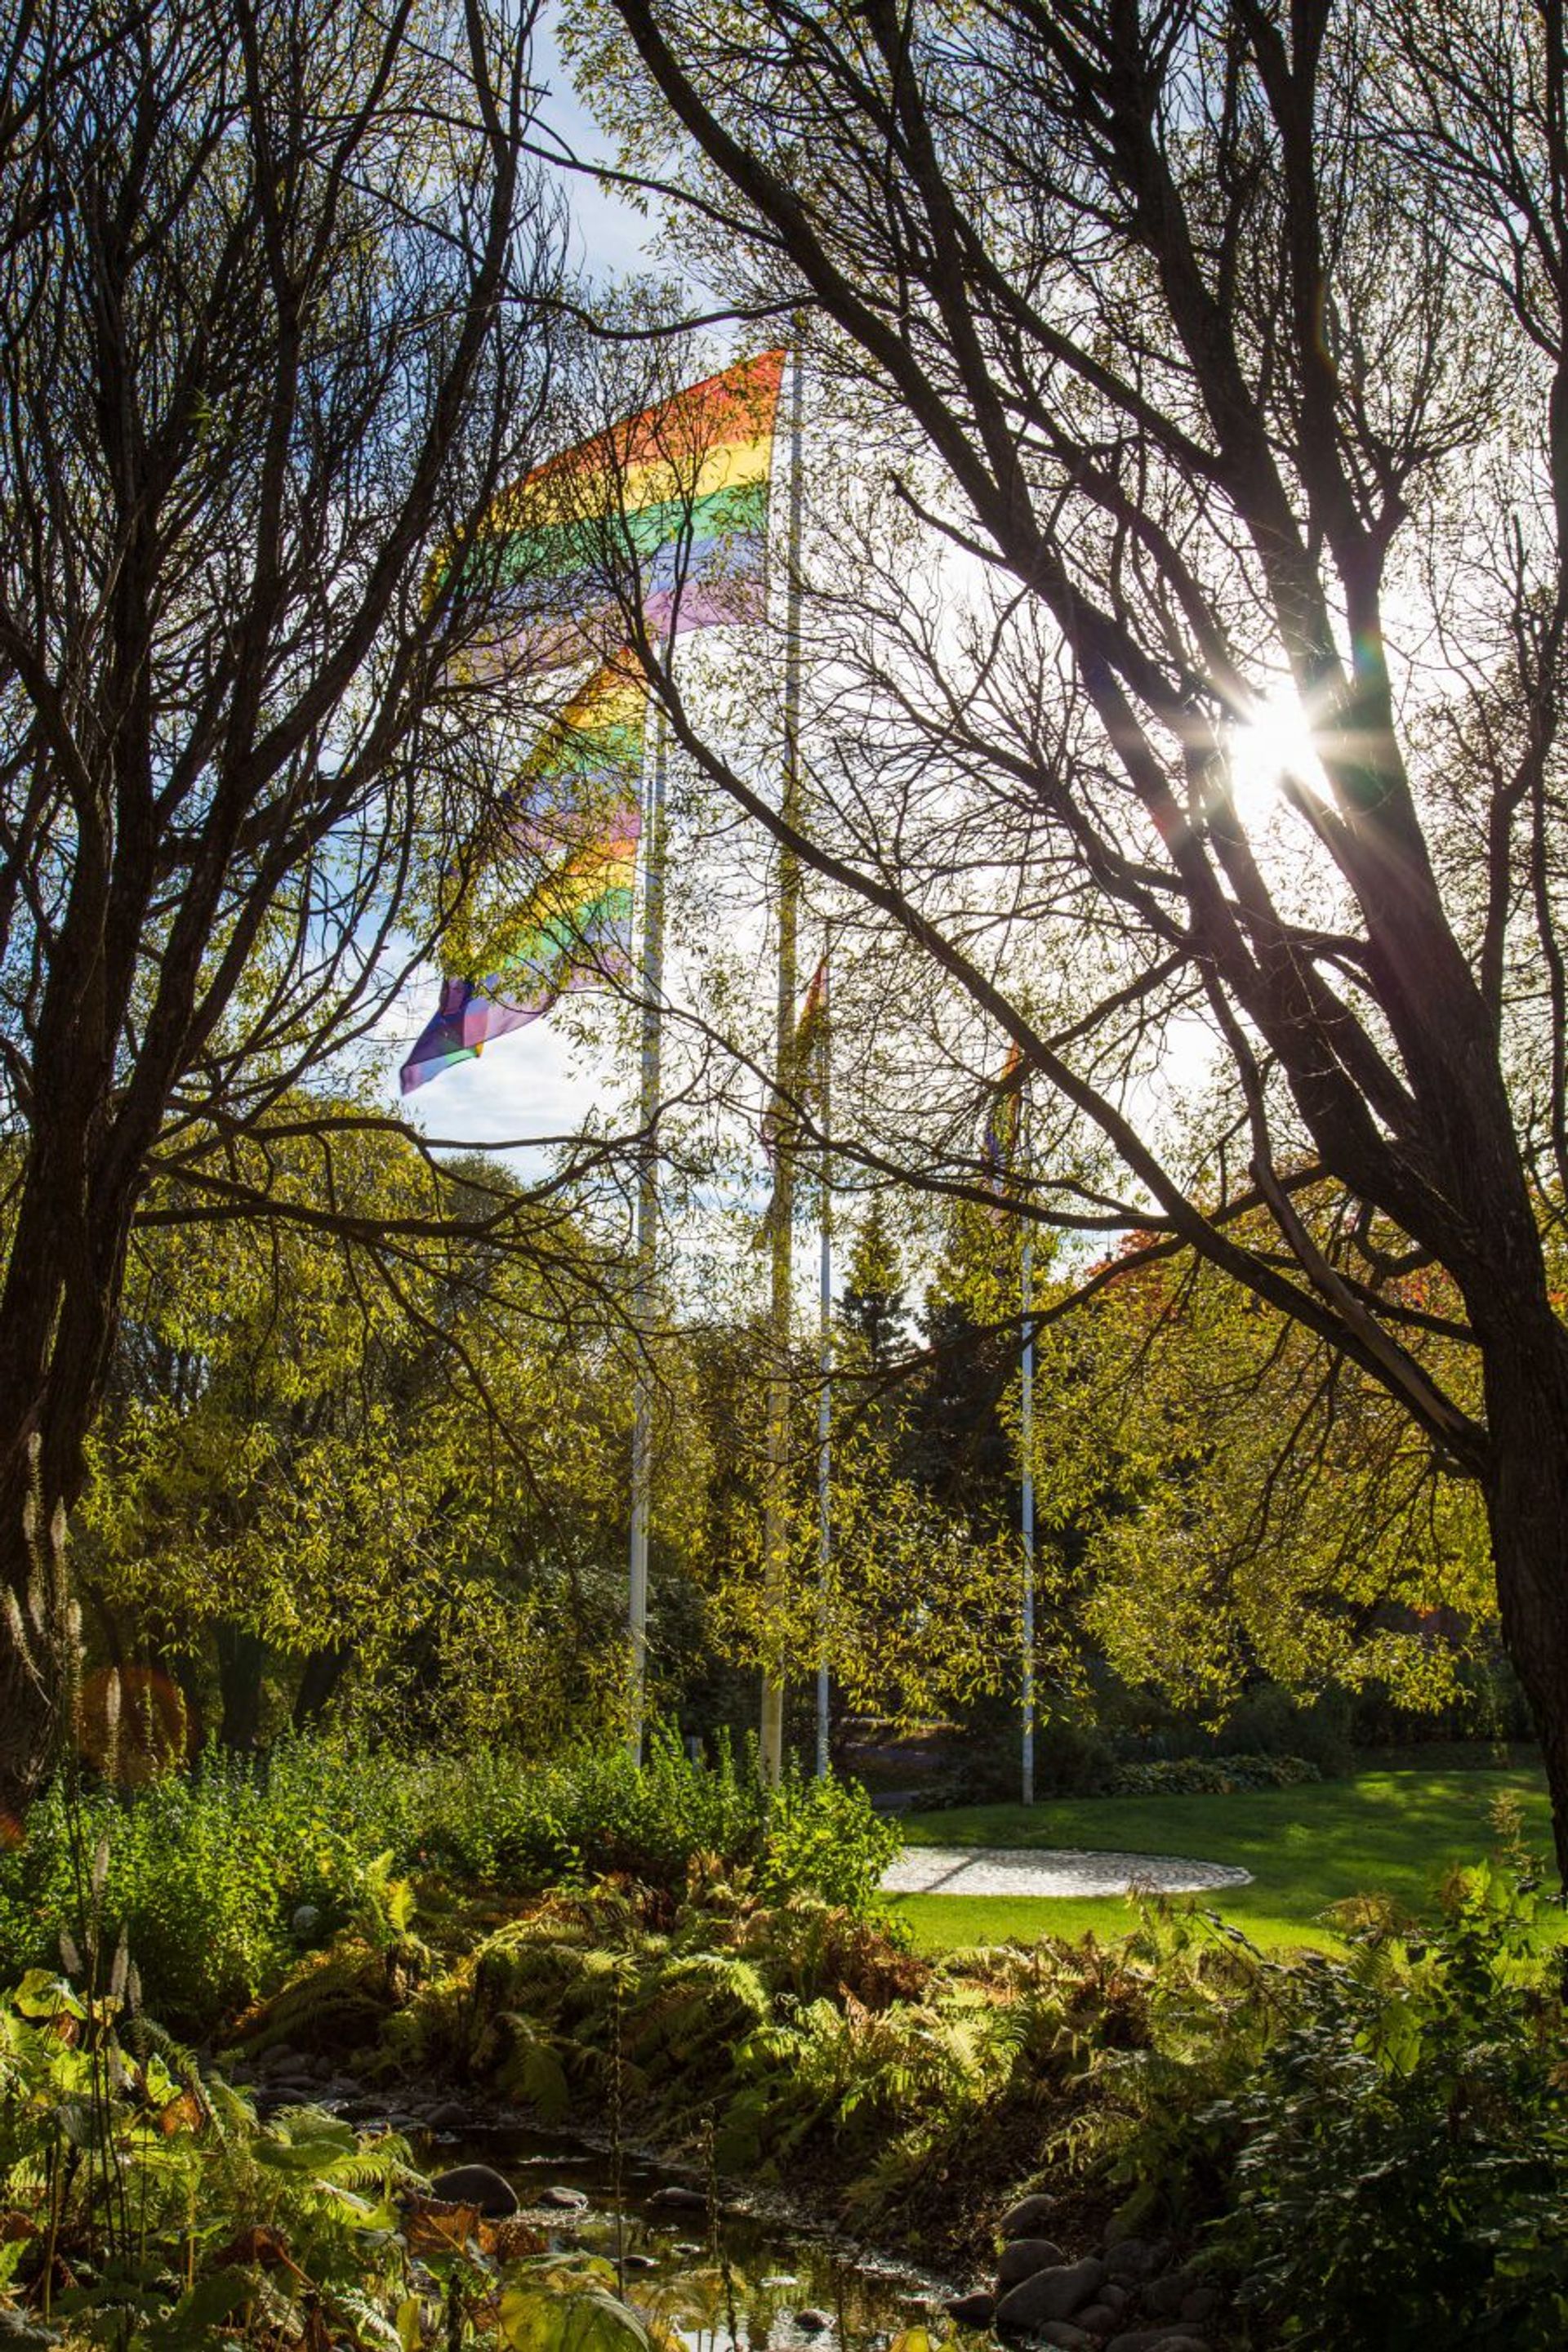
881 1844 1253 1898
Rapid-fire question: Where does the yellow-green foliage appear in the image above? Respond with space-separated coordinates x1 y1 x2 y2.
373 1878 1276 2252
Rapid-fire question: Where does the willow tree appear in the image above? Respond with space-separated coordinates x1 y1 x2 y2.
0 0 586 1804
583 2 1568 1859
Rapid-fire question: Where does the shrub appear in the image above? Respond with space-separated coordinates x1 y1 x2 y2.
1108 1753 1321 1797
1218 1682 1355 1778
759 1767 902 1913
1203 1847 1568 2348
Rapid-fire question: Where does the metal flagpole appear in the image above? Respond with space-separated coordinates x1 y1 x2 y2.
1019 1091 1036 1807
815 953 832 1780
760 341 806 1787
626 700 668 1764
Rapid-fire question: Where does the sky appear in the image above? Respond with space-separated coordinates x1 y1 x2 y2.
387 22 663 1160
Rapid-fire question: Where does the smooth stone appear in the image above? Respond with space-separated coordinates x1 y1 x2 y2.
995 2260 1105 2332
1138 2274 1194 2322
763 2278 801 2291
1036 2329 1094 2351
671 2242 704 2258
998 2194 1058 2241
648 2185 708 2212
943 2292 995 2326
1179 2291 1221 2325
621 2255 657 2274
1075 2309 1120 2339
795 2314 833 2335
1106 2335 1209 2352
428 2165 519 2219
537 2186 590 2212
1103 2241 1168 2283
996 2238 1067 2289
425 2100 469 2128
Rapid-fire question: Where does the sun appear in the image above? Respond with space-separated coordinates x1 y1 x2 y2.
1223 686 1328 828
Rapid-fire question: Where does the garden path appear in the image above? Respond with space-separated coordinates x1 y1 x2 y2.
881 1844 1253 1897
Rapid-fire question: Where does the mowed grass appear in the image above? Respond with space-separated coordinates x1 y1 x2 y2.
887 1765 1555 1954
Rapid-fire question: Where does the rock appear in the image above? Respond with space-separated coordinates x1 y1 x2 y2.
763 2278 800 2291
425 2100 469 2129
1105 2334 1209 2352
994 2259 1105 2332
1137 2273 1194 2322
621 2254 657 2274
1102 2242 1168 2284
671 2242 705 2258
996 2238 1067 2288
998 2193 1059 2241
795 2314 834 2335
428 2165 519 2219
943 2292 996 2327
1036 2329 1094 2351
1098 2285 1129 2316
648 2185 708 2212
1179 2291 1220 2326
1075 2308 1120 2339
537 2185 590 2212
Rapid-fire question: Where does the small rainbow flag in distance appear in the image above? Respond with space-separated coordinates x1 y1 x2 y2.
440 349 787 666
399 659 647 1094
983 1045 1027 1193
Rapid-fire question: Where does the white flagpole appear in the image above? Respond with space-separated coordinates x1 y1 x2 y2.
626 701 668 1763
760 341 806 1787
815 954 832 1780
1019 1093 1036 1806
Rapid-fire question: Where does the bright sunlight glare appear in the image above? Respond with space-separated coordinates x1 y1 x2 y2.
1226 686 1329 826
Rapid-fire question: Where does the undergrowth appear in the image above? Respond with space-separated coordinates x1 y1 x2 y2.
0 1732 899 2034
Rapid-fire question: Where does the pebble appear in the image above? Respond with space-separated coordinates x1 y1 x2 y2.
537 2186 590 2212
428 2165 519 2219
995 2258 1106 2332
1138 2274 1194 2321
648 2185 708 2212
1105 2333 1209 2352
997 2193 1058 2241
943 2292 995 2327
794 2314 833 2335
1103 2240 1169 2283
425 2100 469 2129
996 2238 1067 2289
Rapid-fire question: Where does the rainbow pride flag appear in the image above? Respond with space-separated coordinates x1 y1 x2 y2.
404 351 787 1094
442 350 786 666
399 659 647 1094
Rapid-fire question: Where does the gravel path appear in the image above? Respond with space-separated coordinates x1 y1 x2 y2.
881 1843 1254 1897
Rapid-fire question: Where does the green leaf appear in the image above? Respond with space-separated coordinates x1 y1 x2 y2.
497 2286 652 2352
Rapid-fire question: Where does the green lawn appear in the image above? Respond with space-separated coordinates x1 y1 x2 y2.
888 1766 1555 1953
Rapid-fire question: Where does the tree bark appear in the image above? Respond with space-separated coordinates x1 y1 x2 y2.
292 1642 354 1731
216 1625 267 1754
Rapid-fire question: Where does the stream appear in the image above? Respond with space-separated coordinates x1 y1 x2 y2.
406 2120 953 2350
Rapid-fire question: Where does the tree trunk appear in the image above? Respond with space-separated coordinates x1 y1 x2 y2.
292 1642 354 1731
1480 1321 1568 1884
215 1624 267 1753
0 1450 75 1816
